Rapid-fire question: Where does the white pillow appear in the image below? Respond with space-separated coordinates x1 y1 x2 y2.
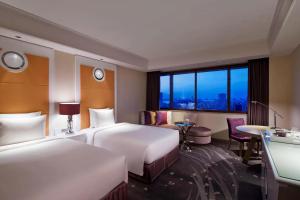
89 108 109 128
0 111 41 118
89 108 115 128
0 115 46 146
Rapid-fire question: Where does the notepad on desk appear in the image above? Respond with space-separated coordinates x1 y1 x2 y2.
270 131 300 144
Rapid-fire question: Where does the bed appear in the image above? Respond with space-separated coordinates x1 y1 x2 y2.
0 138 128 200
82 122 179 183
0 113 128 200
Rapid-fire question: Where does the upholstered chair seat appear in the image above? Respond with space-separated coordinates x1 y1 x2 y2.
227 118 250 156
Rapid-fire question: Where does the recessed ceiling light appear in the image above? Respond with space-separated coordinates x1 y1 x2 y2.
15 35 22 39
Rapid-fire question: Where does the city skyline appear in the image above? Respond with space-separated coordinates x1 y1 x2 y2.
160 68 248 112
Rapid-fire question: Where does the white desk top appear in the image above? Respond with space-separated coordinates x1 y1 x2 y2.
263 131 300 186
236 125 270 136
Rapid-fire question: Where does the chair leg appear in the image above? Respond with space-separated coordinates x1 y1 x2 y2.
228 139 232 150
239 142 244 156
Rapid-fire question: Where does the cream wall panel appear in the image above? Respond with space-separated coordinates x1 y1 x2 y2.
116 66 146 124
269 56 293 129
291 46 300 129
52 50 76 134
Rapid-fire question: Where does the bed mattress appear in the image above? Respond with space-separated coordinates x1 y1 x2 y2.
82 123 179 176
0 138 127 200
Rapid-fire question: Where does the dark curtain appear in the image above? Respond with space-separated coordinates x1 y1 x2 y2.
146 71 160 111
247 58 269 126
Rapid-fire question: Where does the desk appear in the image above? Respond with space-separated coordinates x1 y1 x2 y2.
236 125 270 164
262 131 300 199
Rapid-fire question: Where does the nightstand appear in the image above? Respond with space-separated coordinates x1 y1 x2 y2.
54 130 87 143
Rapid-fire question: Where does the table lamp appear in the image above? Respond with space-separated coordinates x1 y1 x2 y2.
59 103 80 134
251 101 283 129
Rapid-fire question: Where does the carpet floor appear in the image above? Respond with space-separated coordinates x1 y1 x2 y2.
128 140 262 200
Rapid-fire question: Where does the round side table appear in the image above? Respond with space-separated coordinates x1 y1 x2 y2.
175 121 196 152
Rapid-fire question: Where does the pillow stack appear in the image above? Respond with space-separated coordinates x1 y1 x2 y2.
89 108 115 128
0 112 46 146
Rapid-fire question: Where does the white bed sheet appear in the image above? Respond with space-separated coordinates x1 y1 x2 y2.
82 123 179 176
0 138 127 200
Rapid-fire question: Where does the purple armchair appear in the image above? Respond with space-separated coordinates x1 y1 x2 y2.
226 118 251 156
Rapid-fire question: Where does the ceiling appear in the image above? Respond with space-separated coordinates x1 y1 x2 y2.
1 0 298 71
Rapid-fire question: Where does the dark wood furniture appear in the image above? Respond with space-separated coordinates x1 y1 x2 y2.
129 146 179 184
101 182 128 200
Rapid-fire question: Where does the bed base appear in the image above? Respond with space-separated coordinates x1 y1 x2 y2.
129 146 179 184
101 182 127 200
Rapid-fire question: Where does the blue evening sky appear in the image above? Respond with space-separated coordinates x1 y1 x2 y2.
160 67 248 100
197 70 227 99
173 73 195 100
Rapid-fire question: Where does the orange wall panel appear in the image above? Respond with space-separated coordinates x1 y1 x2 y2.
80 65 115 129
0 53 49 134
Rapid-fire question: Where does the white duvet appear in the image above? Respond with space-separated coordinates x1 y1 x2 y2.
82 123 179 176
0 138 127 200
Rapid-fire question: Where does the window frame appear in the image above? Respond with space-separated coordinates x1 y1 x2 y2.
160 63 248 114
159 74 171 109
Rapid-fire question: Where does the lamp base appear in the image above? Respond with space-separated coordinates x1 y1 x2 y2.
62 128 74 135
61 115 75 135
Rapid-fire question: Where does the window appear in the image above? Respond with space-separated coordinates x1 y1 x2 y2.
197 70 228 111
230 68 248 112
159 75 170 109
159 65 248 113
173 73 195 109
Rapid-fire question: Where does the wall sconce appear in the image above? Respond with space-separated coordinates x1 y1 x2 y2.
0 50 28 73
93 67 105 82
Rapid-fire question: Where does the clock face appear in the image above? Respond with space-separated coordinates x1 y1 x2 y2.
93 67 105 81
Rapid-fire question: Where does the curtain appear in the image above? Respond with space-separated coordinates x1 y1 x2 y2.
146 71 160 111
247 58 269 126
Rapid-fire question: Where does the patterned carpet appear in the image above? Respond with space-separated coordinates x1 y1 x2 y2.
128 140 262 200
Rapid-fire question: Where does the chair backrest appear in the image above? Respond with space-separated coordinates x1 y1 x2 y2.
227 118 245 138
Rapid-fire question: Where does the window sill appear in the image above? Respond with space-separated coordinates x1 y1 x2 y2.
159 108 247 114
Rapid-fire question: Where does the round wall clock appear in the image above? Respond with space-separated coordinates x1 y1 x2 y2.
0 50 28 73
93 67 105 82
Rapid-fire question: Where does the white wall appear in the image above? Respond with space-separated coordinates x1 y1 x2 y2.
269 56 293 129
268 45 300 130
291 46 300 129
52 50 77 135
116 66 146 123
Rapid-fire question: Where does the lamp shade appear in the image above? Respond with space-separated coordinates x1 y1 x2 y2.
59 103 80 115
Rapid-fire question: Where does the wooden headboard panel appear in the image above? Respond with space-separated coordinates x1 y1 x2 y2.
0 53 49 134
80 65 115 129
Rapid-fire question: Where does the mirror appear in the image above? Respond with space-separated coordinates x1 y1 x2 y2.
0 51 28 73
93 67 105 82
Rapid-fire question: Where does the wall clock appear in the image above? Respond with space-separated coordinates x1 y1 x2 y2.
93 67 105 82
0 50 28 73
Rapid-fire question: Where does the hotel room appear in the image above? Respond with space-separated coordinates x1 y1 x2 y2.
0 0 299 200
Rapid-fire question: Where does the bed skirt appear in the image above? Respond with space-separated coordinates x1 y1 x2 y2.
101 182 128 200
129 146 179 184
